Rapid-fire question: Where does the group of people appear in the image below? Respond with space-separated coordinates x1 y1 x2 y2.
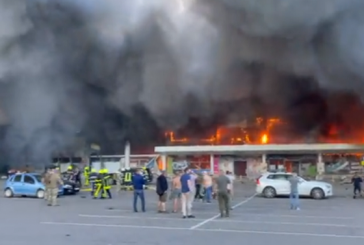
88 168 112 199
131 168 235 218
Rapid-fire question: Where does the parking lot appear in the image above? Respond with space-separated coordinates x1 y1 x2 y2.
1 183 364 245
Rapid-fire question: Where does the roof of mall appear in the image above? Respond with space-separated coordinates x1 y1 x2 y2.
154 144 364 155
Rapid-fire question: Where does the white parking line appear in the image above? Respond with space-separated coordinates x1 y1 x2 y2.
78 214 358 227
40 221 364 239
79 214 199 221
189 193 257 230
106 208 354 220
41 221 187 231
196 228 364 239
236 206 353 211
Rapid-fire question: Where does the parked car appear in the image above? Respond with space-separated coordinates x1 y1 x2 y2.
4 173 64 198
62 178 80 195
256 172 333 199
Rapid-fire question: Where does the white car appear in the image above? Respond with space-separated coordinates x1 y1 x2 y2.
256 172 333 199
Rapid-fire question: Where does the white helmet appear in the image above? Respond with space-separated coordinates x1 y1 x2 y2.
121 168 125 171
125 167 130 170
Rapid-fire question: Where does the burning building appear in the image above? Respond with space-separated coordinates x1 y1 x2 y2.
1 0 364 173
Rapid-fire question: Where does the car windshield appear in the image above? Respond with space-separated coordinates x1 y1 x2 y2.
33 174 42 183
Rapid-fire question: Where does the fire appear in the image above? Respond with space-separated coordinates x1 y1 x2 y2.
165 131 187 143
261 134 268 144
165 117 364 145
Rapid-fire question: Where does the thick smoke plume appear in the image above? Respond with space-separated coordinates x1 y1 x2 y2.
1 0 364 165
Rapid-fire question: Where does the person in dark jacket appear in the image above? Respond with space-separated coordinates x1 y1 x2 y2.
352 173 363 198
156 171 168 213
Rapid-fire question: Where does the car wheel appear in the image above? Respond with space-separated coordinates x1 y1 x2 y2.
36 189 45 199
263 186 276 198
4 188 13 198
311 188 324 199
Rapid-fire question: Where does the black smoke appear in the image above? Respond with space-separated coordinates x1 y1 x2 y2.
1 0 364 166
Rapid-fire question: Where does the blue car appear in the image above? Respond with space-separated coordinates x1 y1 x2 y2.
4 173 63 198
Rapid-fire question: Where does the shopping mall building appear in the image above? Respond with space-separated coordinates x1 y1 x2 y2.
154 144 364 179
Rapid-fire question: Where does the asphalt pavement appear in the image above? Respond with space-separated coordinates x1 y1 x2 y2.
1 182 364 245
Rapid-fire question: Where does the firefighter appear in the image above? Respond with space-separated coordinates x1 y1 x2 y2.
116 168 124 194
89 168 98 197
83 166 90 186
122 167 133 190
93 170 104 199
67 165 73 173
101 169 112 199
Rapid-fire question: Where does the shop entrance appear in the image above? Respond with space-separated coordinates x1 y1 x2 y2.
267 154 317 176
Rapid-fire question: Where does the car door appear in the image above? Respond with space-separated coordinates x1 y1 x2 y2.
266 174 288 195
10 174 23 194
274 174 291 195
297 177 310 196
22 175 37 195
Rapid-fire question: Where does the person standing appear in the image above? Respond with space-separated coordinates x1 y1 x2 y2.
74 167 81 186
202 171 213 203
170 171 182 213
156 171 168 213
83 166 90 187
226 171 235 210
194 174 203 201
48 168 63 206
101 169 112 199
88 168 98 197
226 171 235 199
132 169 146 212
352 173 363 198
116 168 124 195
189 171 197 203
180 168 195 218
288 173 300 210
215 170 231 218
42 168 51 201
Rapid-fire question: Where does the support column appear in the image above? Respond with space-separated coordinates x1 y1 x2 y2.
316 153 324 180
262 154 268 173
124 141 130 169
161 154 167 171
210 154 214 174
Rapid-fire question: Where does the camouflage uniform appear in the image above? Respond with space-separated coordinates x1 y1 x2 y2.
47 172 63 206
42 172 51 201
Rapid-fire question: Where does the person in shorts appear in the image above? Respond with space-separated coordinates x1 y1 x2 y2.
170 171 182 212
156 171 168 213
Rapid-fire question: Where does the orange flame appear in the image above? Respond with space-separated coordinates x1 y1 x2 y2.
261 134 268 144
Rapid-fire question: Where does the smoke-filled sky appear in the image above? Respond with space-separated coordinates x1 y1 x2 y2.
1 0 364 165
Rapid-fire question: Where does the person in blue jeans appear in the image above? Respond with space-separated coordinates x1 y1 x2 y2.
202 171 213 203
132 169 146 212
288 173 300 210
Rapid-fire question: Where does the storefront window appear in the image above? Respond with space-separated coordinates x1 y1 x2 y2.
323 154 363 174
